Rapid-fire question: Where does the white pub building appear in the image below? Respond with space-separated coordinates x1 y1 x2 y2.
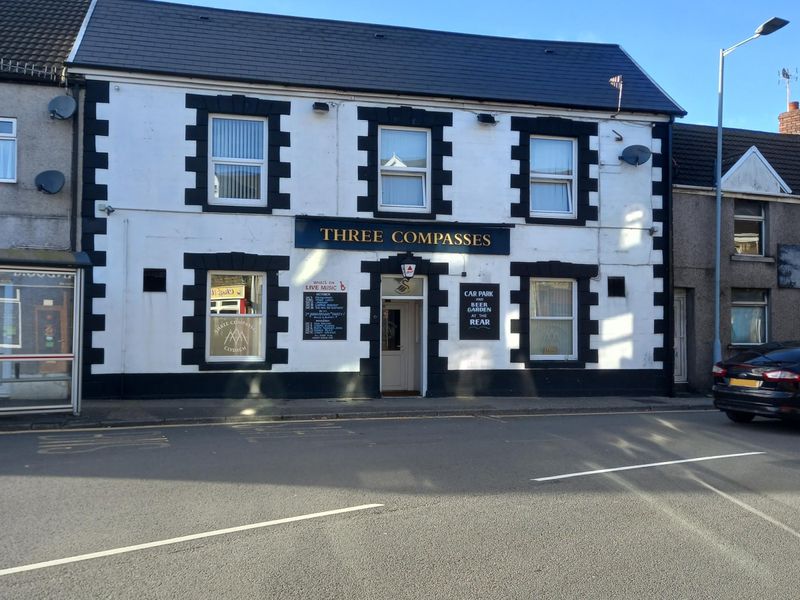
68 0 684 400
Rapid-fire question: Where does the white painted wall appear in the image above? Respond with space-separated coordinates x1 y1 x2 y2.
88 79 666 376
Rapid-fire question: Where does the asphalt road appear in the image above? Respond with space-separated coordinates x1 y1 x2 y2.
1 409 799 599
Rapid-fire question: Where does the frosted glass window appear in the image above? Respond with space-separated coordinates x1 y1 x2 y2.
530 280 577 359
0 118 16 182
530 136 576 216
209 116 266 204
379 127 429 211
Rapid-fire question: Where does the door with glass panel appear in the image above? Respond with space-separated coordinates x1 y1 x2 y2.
381 300 421 394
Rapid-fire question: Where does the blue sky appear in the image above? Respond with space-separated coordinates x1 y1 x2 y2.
162 0 798 132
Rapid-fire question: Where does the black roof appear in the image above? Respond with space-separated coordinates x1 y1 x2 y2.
673 123 800 194
70 0 685 116
0 0 91 77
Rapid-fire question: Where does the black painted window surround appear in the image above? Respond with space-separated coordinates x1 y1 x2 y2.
358 106 452 220
511 117 598 226
185 94 290 214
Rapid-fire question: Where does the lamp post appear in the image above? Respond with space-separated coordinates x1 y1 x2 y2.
712 17 789 364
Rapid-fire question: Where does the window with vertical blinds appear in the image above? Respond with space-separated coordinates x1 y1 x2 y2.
209 116 266 205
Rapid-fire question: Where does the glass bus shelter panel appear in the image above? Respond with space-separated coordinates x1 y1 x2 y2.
1 271 74 355
0 269 77 413
0 359 73 410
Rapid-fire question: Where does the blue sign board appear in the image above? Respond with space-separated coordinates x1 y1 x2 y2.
295 217 510 255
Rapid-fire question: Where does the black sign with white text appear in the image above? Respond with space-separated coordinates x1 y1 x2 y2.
303 292 347 340
459 283 500 340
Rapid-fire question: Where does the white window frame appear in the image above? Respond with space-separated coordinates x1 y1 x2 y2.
731 289 768 346
378 125 431 213
529 135 577 219
0 117 17 183
205 271 266 362
530 278 578 361
208 115 267 207
733 200 765 256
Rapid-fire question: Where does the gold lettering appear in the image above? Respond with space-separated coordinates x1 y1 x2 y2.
482 234 492 246
391 231 403 243
462 233 472 246
433 232 445 245
442 233 454 245
453 233 464 245
347 229 359 242
332 228 347 242
417 232 433 245
320 228 333 241
403 231 417 243
374 231 384 243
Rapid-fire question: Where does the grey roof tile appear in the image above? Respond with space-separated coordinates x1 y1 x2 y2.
0 0 91 70
71 0 684 116
673 123 800 194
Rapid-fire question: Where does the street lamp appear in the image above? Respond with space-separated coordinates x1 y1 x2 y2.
712 17 789 364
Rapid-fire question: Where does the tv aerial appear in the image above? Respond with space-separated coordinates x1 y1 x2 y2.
780 67 798 108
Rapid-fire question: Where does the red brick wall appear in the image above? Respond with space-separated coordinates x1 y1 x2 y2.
779 102 800 135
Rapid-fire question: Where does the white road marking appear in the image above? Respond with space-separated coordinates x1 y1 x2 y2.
532 451 766 482
693 478 800 541
0 504 383 577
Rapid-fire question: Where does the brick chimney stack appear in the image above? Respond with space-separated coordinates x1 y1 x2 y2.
779 101 800 134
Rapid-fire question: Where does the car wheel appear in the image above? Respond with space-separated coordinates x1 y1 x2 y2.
725 410 755 423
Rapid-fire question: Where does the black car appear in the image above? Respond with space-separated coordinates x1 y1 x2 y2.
713 342 800 423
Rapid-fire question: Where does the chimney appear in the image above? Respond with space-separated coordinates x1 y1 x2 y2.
779 100 800 134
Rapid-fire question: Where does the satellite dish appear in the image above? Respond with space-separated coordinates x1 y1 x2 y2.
619 145 652 166
35 170 66 194
48 95 77 120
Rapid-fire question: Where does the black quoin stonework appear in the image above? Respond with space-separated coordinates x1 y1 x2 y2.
81 80 110 382
357 106 453 220
651 121 672 377
509 261 599 368
181 252 289 371
510 117 598 225
185 94 291 213
360 254 449 396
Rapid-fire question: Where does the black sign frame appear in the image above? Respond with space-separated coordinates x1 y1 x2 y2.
303 291 347 341
459 283 500 340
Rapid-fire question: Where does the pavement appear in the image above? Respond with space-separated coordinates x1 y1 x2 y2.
0 393 712 431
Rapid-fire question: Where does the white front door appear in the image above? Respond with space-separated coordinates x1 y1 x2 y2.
674 289 688 383
381 300 420 394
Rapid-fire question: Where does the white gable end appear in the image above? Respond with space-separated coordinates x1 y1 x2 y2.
721 146 792 195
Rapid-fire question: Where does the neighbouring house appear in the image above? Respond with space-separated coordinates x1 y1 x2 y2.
67 0 684 401
0 0 92 414
672 120 800 391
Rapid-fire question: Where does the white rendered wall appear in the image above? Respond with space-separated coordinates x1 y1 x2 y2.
88 79 666 375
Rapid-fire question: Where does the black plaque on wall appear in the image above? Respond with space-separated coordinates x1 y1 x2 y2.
303 292 347 340
460 283 500 340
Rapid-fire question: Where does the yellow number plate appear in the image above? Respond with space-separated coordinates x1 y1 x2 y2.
729 378 761 388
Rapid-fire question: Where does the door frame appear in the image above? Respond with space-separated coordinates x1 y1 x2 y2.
380 276 426 396
674 288 688 384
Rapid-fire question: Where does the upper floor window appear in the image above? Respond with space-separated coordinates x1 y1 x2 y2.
530 136 576 218
0 118 17 183
209 116 266 206
379 127 430 212
734 200 764 256
530 279 577 360
731 289 767 345
206 271 266 362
